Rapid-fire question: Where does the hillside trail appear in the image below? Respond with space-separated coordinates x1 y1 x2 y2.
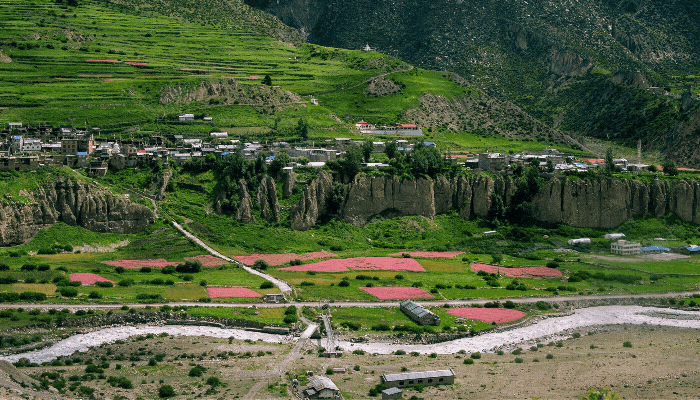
170 221 293 294
242 317 318 400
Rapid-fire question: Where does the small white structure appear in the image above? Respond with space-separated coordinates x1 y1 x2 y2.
604 233 626 240
178 114 194 122
210 132 228 138
611 240 641 255
568 238 591 245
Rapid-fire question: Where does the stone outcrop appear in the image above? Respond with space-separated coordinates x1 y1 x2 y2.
290 171 333 230
0 178 155 246
234 179 256 224
283 169 296 199
291 173 513 229
256 175 280 223
289 173 700 230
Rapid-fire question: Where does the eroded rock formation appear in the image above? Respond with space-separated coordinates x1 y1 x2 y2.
256 175 280 223
234 179 256 224
0 178 155 246
289 173 700 230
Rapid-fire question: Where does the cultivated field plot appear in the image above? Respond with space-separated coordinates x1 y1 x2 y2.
69 273 113 285
163 284 208 300
471 263 562 278
184 255 229 266
11 283 56 295
101 259 179 268
389 251 464 258
278 257 425 272
447 308 526 324
207 287 261 298
359 286 434 300
233 250 337 266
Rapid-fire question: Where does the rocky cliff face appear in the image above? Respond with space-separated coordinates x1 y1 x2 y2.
0 178 155 246
234 179 256 224
256 175 281 223
289 173 700 230
289 171 333 230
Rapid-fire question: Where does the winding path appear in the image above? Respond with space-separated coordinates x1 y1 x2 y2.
171 221 292 294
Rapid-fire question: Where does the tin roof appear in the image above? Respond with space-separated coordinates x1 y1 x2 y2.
382 369 455 382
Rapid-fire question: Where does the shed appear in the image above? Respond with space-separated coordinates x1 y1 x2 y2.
568 238 591 245
382 387 403 400
381 369 455 389
681 245 700 256
641 246 669 254
400 300 440 326
302 375 340 399
604 233 626 240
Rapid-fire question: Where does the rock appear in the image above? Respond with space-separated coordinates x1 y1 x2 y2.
256 175 280 223
341 175 435 225
234 180 256 224
550 48 592 77
0 178 155 246
283 169 296 199
290 171 333 230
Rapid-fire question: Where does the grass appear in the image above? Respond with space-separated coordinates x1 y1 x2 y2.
186 306 287 326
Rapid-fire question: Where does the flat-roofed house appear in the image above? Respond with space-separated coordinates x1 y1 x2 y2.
381 369 455 389
611 240 642 255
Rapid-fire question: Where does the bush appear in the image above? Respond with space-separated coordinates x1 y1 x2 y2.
300 281 315 286
158 385 175 398
0 277 18 285
189 367 204 377
623 341 632 348
395 274 404 280
0 263 9 271
140 267 152 273
96 281 113 288
161 265 176 274
205 377 222 387
514 357 523 363
283 314 297 324
115 266 125 274
88 291 102 299
352 350 365 355
394 350 406 355
464 358 474 364
546 353 554 359
470 352 481 359
289 259 303 266
325 367 334 375
338 280 350 287
371 323 391 331
176 260 202 274
504 300 516 309
260 281 274 289
19 292 47 301
21 264 36 271
59 287 78 297
252 260 268 270
535 301 552 311
118 279 134 287
572 333 581 338
107 376 133 389
37 264 50 271
546 261 560 269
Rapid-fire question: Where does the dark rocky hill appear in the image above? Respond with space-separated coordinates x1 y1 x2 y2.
246 0 700 166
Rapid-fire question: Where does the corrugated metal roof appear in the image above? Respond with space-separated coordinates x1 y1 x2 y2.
400 300 434 319
307 376 338 391
641 246 669 252
382 370 454 382
382 387 403 394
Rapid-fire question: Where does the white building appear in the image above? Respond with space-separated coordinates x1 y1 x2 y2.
179 114 195 122
611 240 641 255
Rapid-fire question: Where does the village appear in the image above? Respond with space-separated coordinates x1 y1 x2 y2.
0 119 644 177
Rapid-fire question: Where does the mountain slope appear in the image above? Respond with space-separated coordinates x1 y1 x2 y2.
245 0 700 165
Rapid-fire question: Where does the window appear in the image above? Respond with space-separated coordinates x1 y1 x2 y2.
439 378 444 382
399 381 404 386
409 380 413 385
428 379 433 383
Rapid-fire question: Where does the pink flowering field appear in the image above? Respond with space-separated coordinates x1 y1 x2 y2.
388 251 464 258
359 286 434 300
471 263 562 278
102 259 178 268
185 255 229 266
234 250 337 267
207 288 261 298
279 257 425 272
70 273 113 285
447 308 526 324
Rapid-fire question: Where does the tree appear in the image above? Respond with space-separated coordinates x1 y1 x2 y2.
262 74 272 86
647 164 658 173
253 260 269 270
410 145 444 177
341 144 363 178
361 139 374 162
269 151 291 177
546 158 555 173
67 0 79 6
385 140 398 159
296 117 309 139
488 192 505 226
605 147 615 172
662 159 678 176
580 387 621 400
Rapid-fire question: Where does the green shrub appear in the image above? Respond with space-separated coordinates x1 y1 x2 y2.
464 358 474 364
252 260 268 270
394 350 406 355
535 301 552 311
59 287 78 297
546 354 554 359
338 280 350 287
470 352 481 359
96 281 113 288
260 281 274 289
176 260 202 274
623 341 632 348
158 385 175 398
514 357 523 363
